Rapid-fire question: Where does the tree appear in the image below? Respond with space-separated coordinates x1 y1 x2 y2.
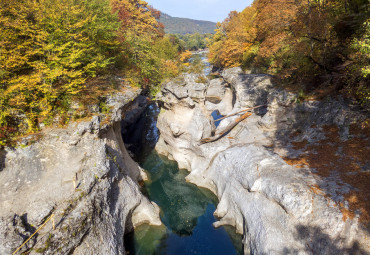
209 6 257 68
111 0 166 86
0 0 120 140
208 0 370 105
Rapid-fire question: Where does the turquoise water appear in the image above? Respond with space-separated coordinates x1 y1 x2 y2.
125 151 243 255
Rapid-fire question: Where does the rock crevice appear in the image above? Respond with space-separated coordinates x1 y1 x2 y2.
0 90 161 254
155 69 370 254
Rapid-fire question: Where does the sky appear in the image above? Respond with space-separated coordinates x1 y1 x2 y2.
145 0 254 23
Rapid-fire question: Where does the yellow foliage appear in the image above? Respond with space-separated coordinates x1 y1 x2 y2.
161 59 179 78
0 0 194 145
180 51 192 62
208 6 257 68
0 0 120 144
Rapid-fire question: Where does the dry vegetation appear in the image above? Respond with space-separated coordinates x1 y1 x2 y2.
284 123 370 225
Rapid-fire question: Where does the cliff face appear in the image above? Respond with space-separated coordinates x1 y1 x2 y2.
155 69 370 254
0 90 162 254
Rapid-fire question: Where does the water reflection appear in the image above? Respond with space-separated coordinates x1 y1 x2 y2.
143 152 212 236
125 54 242 254
125 151 243 255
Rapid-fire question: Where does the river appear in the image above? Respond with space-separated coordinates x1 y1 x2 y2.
124 52 243 254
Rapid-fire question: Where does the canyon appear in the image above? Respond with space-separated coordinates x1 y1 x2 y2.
1 66 369 254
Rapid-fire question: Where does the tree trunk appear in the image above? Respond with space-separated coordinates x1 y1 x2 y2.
200 112 252 144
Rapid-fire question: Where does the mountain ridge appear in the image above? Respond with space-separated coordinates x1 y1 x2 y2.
159 12 216 34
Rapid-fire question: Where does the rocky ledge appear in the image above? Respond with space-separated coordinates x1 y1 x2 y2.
0 88 162 254
155 68 370 254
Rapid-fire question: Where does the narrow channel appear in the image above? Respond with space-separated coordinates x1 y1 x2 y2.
124 102 243 255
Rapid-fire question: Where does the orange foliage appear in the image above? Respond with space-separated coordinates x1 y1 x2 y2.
208 0 369 103
284 124 370 224
179 51 192 62
208 6 257 68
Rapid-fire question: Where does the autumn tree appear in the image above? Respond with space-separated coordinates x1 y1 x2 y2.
0 0 120 138
111 0 164 86
208 0 370 105
0 0 186 146
209 6 257 68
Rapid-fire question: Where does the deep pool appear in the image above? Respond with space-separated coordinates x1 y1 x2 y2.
125 150 243 255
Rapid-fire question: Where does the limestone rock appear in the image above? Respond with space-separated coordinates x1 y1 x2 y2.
156 68 370 255
0 92 162 255
206 78 227 104
163 81 188 99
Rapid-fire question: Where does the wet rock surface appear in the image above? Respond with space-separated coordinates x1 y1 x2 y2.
155 67 370 254
0 89 162 254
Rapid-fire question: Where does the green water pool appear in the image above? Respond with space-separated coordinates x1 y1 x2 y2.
125 150 243 255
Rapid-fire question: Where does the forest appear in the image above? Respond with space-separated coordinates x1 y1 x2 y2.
1 0 369 146
0 0 190 145
159 12 216 34
175 33 213 51
208 0 369 106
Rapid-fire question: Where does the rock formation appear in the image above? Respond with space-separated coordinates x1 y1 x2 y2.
1 67 368 255
155 69 370 254
0 89 162 254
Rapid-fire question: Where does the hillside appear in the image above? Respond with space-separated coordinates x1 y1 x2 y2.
159 13 216 34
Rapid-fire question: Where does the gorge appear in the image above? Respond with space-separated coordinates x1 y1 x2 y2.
1 0 369 253
0 54 369 255
153 64 370 254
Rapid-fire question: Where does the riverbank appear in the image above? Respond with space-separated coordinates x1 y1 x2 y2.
155 67 370 254
0 87 162 254
1 62 368 254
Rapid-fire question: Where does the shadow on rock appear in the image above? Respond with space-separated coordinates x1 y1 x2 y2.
0 150 6 172
283 224 369 255
239 74 271 116
122 102 160 161
266 92 370 229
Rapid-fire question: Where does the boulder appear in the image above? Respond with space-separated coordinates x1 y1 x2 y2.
206 78 227 104
163 81 188 99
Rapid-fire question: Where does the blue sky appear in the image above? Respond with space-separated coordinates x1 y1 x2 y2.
146 0 254 23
